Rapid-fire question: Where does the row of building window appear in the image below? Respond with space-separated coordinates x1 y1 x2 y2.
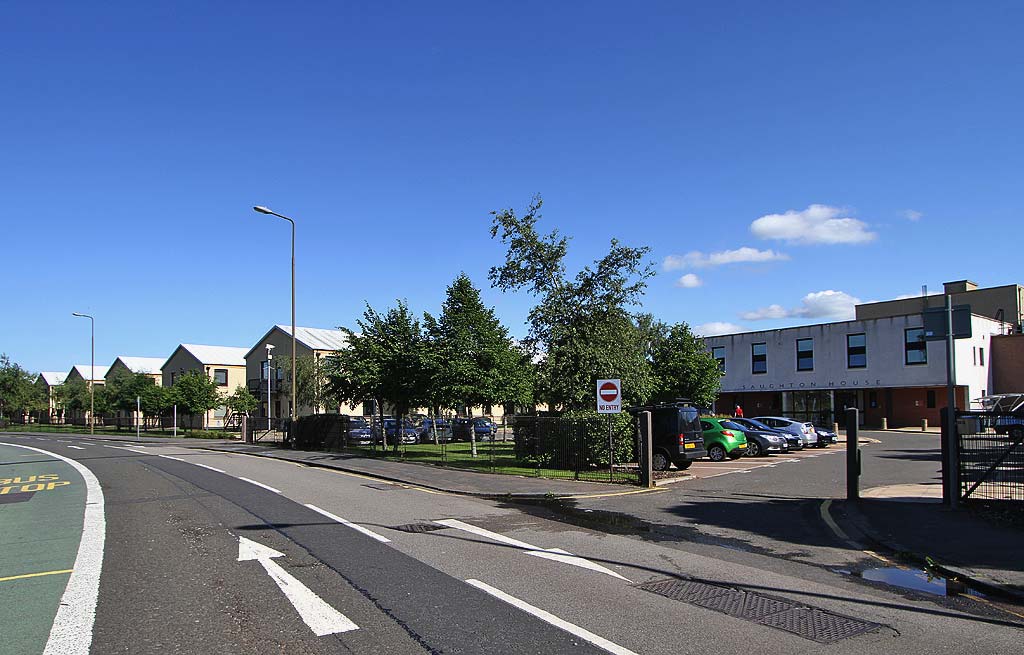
711 329 946 375
169 368 230 386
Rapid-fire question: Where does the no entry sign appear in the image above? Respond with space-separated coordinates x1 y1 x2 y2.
596 379 622 414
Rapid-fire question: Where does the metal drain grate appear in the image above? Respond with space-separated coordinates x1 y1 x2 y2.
390 523 449 533
638 578 880 644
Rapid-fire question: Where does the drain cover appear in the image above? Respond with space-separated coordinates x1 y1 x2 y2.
638 578 880 644
390 523 449 533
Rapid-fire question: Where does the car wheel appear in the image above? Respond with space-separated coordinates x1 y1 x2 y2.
744 440 762 457
708 445 727 462
672 459 693 470
652 450 671 471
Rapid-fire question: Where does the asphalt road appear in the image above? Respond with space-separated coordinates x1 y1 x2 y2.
1 431 1021 654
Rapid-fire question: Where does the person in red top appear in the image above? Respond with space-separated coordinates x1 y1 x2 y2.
734 404 744 418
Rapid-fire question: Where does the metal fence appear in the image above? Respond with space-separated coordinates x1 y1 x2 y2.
1 411 245 436
956 411 1024 503
284 413 641 485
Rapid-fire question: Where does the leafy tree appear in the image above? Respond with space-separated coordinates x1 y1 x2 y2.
224 384 258 417
173 370 223 429
141 383 178 418
105 372 157 414
327 301 429 448
0 354 44 417
424 273 534 453
60 378 111 418
489 195 655 411
281 355 331 414
648 321 722 408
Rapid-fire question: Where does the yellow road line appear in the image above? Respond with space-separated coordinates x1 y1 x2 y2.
0 569 73 583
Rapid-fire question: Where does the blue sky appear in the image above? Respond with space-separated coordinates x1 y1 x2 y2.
3 1 1022 374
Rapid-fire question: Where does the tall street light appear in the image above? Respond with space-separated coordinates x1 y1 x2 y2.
253 206 296 422
71 312 95 435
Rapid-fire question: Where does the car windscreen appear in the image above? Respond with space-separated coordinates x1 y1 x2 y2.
350 418 369 428
720 420 746 431
678 408 701 432
744 419 773 431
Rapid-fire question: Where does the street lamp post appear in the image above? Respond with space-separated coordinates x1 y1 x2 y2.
253 206 297 423
71 312 95 435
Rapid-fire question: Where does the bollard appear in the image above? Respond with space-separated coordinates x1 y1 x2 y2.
921 418 928 431
241 415 249 443
832 422 840 437
846 408 860 501
881 417 888 430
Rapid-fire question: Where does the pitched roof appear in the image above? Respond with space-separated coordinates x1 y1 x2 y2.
39 371 67 386
112 356 165 375
277 325 349 351
70 364 110 381
179 344 248 366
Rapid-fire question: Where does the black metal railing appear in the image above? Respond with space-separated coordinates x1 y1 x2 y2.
956 411 1024 503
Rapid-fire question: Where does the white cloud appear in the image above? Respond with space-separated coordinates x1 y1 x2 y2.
675 273 703 288
740 290 861 321
694 322 746 336
750 204 877 245
663 247 790 271
902 209 923 221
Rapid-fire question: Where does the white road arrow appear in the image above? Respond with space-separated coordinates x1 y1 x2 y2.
237 536 358 636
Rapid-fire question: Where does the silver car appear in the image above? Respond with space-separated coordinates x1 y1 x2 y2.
751 416 818 447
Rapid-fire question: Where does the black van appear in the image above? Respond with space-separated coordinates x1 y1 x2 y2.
629 401 707 470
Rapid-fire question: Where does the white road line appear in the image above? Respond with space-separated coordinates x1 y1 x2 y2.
1 442 105 655
237 477 281 494
67 445 85 450
305 504 391 543
157 455 187 462
192 462 226 473
105 445 148 454
436 519 630 581
466 579 638 655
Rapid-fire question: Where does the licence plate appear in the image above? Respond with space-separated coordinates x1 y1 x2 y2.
738 443 747 449
684 443 696 449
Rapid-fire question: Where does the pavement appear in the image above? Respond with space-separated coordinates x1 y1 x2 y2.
6 429 1023 606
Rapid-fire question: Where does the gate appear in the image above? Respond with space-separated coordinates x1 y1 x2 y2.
955 400 1024 503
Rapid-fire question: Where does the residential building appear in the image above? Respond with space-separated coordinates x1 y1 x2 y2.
36 371 67 421
704 313 1009 429
106 356 164 385
161 344 248 428
244 325 362 418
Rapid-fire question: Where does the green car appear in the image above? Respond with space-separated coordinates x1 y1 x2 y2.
699 418 748 461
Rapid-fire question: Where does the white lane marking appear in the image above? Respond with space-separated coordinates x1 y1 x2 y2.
237 477 281 494
105 445 148 454
436 519 630 582
67 446 85 450
237 537 358 636
305 504 391 543
192 462 226 473
1 443 105 655
466 579 638 655
157 455 187 462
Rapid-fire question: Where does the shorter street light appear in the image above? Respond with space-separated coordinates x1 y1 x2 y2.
71 312 95 435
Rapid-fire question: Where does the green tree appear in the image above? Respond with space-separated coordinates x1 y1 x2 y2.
648 321 722 408
327 301 429 448
489 195 655 411
141 384 178 418
105 372 157 414
173 370 223 429
224 384 258 417
0 354 44 417
59 378 110 418
281 355 331 414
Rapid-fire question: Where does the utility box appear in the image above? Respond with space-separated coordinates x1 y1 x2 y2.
956 416 982 434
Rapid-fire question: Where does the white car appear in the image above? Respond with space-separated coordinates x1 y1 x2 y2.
751 416 819 447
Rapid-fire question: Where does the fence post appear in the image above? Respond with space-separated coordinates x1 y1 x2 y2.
941 406 958 508
640 411 653 488
846 408 860 501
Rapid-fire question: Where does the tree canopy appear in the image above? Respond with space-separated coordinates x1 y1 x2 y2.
173 370 223 425
648 320 722 408
0 354 44 415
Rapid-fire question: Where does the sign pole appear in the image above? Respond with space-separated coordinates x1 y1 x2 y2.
944 294 959 509
608 415 614 482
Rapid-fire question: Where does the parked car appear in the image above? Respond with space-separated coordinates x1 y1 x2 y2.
725 419 789 457
346 416 375 445
417 418 453 443
374 418 418 444
752 416 819 448
812 425 837 447
629 401 707 471
452 417 498 441
700 418 749 461
731 417 802 451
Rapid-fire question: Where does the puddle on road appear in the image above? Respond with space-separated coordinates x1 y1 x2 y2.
847 566 986 598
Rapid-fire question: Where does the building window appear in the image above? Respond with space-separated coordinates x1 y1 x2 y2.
213 369 228 386
927 390 936 408
847 333 866 369
170 372 177 385
979 347 985 366
712 346 726 372
796 338 813 371
752 342 767 374
905 328 927 365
